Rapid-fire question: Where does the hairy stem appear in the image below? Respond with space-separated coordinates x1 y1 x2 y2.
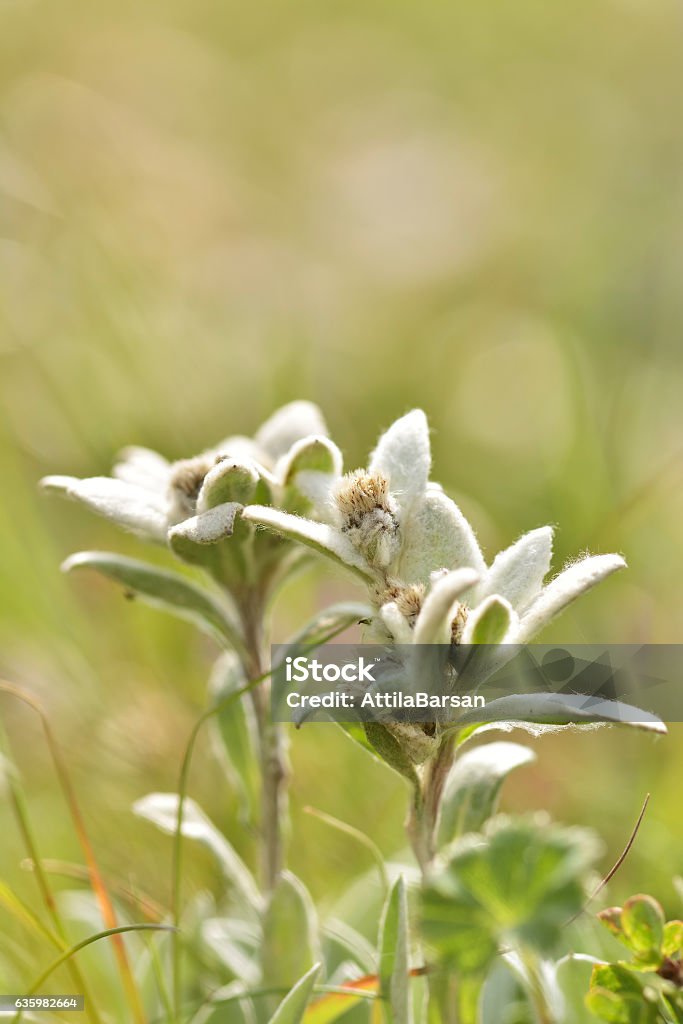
241 592 288 893
407 736 457 1020
407 735 456 876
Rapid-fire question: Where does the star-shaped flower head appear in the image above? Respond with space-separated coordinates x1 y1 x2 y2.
243 409 627 645
41 401 341 592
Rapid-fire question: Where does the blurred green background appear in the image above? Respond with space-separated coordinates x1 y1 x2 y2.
1 0 682 990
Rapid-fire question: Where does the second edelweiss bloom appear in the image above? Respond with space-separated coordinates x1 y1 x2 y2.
243 409 627 645
40 401 341 583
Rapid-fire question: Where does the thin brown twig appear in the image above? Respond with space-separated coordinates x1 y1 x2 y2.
568 792 650 924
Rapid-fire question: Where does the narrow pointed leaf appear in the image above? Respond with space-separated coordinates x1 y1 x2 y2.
379 876 413 1024
41 475 167 540
457 693 666 734
304 975 379 1024
210 653 259 823
262 872 320 990
516 554 627 642
133 794 262 912
413 568 479 646
242 506 377 581
62 551 243 651
438 742 536 844
369 409 430 516
267 963 322 1024
476 527 553 613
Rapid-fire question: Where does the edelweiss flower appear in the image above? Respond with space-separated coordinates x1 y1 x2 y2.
243 409 626 644
41 401 340 576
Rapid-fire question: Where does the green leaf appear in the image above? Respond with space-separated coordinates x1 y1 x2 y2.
379 876 413 1024
133 793 262 913
201 918 260 985
438 741 536 845
287 602 373 648
589 964 644 998
281 437 343 512
262 872 320 990
421 882 497 975
362 723 420 788
168 502 241 564
463 596 514 645
423 814 601 972
268 963 322 1024
621 895 665 960
662 920 683 959
209 652 260 825
597 907 625 940
62 551 244 652
585 987 638 1023
198 459 259 510
586 964 656 1024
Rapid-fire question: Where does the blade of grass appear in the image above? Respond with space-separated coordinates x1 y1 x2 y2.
12 924 175 1024
0 879 62 948
302 807 389 896
22 859 165 923
0 717 102 1024
1 680 146 1024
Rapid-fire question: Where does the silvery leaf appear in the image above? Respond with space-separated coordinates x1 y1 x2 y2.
255 401 328 460
476 527 553 613
242 506 378 581
515 554 627 642
112 446 170 491
399 487 486 584
62 551 243 652
202 919 261 986
293 470 337 514
438 741 536 844
210 653 259 822
133 793 262 912
378 875 413 1024
41 475 168 541
457 693 666 734
381 602 415 644
369 409 431 516
413 568 479 646
168 502 242 565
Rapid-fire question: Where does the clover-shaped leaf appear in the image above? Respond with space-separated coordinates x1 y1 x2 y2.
422 814 600 977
